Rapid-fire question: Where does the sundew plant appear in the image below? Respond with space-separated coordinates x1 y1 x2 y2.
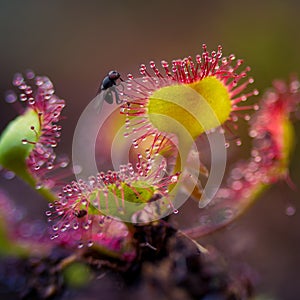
0 44 299 299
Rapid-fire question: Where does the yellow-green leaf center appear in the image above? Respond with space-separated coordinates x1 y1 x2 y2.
147 76 232 140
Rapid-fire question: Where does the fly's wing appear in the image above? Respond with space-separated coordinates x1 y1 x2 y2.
103 89 114 104
94 90 106 114
95 81 129 110
94 86 122 113
107 86 123 104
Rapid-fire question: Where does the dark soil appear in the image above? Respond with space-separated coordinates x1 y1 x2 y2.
0 223 253 300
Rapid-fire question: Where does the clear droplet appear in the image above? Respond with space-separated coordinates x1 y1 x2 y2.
5 91 17 103
3 170 15 180
286 206 296 216
249 130 257 138
25 69 35 79
35 183 43 189
171 175 178 183
47 162 54 170
13 73 24 86
50 233 58 240
59 158 69 168
83 223 90 230
236 139 242 146
19 94 27 102
244 114 250 121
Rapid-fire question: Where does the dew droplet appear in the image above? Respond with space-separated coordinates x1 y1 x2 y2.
13 73 24 86
244 114 251 121
19 94 27 102
50 233 58 240
171 175 178 183
249 130 257 138
232 115 238 122
133 140 138 148
45 211 52 217
25 87 33 95
232 180 243 191
286 206 296 216
47 162 54 170
59 160 69 168
236 139 242 146
254 156 261 163
36 183 43 190
28 98 35 105
64 222 70 228
5 91 17 103
60 225 67 232
25 69 35 79
3 170 15 180
83 223 90 230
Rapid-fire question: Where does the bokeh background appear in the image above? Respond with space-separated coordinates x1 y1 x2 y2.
0 0 300 299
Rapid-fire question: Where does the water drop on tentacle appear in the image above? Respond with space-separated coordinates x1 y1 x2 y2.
285 205 296 216
5 91 17 103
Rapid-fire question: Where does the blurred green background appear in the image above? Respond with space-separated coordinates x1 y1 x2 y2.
0 0 300 299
